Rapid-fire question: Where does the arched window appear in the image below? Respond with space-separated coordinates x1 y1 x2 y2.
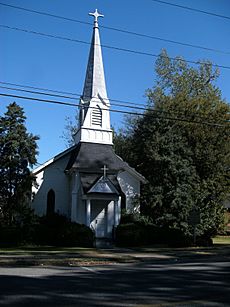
47 189 55 216
92 105 102 126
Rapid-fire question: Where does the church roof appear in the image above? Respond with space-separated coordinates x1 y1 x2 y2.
88 176 119 194
65 142 146 183
66 142 126 172
32 141 145 183
33 141 145 186
80 174 121 195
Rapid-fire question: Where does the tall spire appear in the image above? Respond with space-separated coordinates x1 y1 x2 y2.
74 9 113 146
82 9 108 103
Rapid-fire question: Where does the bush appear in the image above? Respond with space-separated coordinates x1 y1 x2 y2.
120 213 136 224
0 215 39 247
0 226 23 246
218 211 230 235
116 223 145 246
34 213 94 247
116 218 193 247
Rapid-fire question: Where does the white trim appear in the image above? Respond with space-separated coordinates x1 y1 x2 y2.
115 153 146 183
32 145 76 175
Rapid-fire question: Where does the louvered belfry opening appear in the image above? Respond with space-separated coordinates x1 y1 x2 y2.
92 105 102 126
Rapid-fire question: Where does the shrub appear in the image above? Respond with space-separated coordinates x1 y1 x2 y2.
0 226 22 246
116 223 145 246
57 223 94 247
116 216 194 247
0 209 39 246
218 211 230 235
34 213 94 247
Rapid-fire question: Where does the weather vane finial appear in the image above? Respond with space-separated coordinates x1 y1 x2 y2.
89 9 104 26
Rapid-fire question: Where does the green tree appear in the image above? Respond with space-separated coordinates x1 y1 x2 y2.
62 113 78 148
117 50 230 240
0 102 39 226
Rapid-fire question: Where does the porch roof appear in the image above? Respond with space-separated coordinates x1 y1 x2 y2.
80 173 122 195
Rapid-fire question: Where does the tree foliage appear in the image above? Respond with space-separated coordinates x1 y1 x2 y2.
115 50 230 239
62 113 78 148
0 102 39 226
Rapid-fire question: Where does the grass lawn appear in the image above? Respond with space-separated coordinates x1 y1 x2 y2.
0 246 131 266
213 235 230 245
0 236 230 267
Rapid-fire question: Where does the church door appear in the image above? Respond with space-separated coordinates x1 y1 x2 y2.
91 201 107 238
95 207 106 238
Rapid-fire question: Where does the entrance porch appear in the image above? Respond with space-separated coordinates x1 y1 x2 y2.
85 197 121 239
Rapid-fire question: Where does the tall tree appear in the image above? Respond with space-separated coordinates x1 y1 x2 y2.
61 113 78 148
117 50 230 239
0 102 39 226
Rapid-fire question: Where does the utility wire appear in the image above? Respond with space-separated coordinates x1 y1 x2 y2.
1 24 230 71
0 85 148 111
0 2 229 55
106 26 230 56
0 81 146 107
150 0 230 21
0 2 92 26
0 92 229 128
0 83 229 123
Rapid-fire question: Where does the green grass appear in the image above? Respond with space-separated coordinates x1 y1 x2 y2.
0 241 230 267
213 236 230 245
0 246 122 266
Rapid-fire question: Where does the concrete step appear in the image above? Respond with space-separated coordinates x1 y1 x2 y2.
95 238 114 249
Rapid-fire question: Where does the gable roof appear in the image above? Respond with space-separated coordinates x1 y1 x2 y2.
66 142 125 172
32 145 78 175
87 176 119 195
66 142 146 182
32 142 145 183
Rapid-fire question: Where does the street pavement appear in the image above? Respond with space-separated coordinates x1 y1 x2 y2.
0 254 229 306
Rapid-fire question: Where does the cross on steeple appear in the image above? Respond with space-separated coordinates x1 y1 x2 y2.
101 165 109 178
89 9 104 25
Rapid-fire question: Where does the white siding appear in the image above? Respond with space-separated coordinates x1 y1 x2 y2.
117 171 140 212
32 154 71 217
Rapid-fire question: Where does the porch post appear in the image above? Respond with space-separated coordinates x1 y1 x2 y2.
71 172 78 222
86 199 91 227
114 199 119 227
71 192 77 222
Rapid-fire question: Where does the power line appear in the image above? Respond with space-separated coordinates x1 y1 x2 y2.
150 0 230 21
0 81 146 108
0 92 229 128
1 24 230 71
106 26 230 56
0 2 229 55
0 85 148 112
0 2 92 26
0 82 228 123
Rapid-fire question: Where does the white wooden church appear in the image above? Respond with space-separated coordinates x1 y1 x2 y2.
32 10 145 240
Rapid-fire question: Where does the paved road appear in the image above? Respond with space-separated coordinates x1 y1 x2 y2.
0 258 229 306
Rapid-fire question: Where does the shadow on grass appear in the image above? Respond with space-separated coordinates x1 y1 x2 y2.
1 244 230 267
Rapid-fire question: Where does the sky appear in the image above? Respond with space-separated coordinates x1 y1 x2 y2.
1 0 230 166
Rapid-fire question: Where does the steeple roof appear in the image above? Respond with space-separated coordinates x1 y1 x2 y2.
82 9 108 103
74 9 113 145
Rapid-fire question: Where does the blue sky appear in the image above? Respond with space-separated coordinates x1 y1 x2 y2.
1 0 230 165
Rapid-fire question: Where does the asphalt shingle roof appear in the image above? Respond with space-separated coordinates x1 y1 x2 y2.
65 142 127 172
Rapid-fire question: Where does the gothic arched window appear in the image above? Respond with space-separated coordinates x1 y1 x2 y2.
92 105 102 126
47 189 55 216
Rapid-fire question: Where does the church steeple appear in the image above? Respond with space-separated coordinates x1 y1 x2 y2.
74 9 113 145
82 9 108 102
